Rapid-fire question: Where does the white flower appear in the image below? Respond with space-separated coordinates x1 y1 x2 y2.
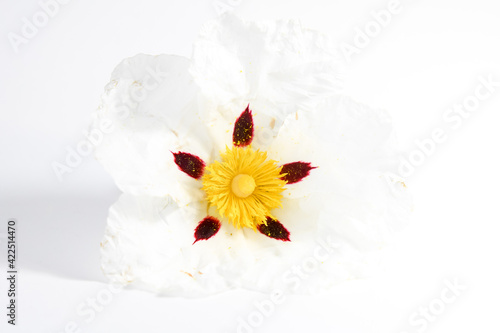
93 15 411 296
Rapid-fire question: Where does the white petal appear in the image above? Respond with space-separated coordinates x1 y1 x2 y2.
92 54 213 205
265 94 413 274
191 15 342 122
101 194 315 295
267 95 404 201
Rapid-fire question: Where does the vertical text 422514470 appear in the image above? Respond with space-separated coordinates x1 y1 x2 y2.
6 220 17 326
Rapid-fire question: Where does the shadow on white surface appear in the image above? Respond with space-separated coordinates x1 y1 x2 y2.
0 192 119 282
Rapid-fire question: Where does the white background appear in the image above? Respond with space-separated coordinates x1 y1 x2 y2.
1 0 500 332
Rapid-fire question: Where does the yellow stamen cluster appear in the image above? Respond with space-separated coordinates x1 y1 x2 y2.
202 146 286 229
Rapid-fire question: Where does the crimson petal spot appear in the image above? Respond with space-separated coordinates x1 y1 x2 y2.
233 105 254 147
257 217 290 242
173 151 206 180
193 217 221 244
280 162 317 184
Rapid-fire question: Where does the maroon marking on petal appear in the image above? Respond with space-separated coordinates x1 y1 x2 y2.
280 162 317 184
172 152 205 180
257 217 290 242
233 105 254 147
193 217 221 244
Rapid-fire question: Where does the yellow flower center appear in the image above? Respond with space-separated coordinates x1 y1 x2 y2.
231 174 256 198
202 146 286 229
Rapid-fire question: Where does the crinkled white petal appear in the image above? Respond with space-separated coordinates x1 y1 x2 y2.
191 14 342 122
267 95 400 198
267 95 412 240
92 54 214 205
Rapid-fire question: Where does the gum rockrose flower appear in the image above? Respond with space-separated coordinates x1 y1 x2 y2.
93 15 411 296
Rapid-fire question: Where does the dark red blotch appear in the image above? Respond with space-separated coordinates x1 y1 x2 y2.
257 217 290 242
233 105 254 147
193 217 221 244
173 152 205 180
280 162 317 184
